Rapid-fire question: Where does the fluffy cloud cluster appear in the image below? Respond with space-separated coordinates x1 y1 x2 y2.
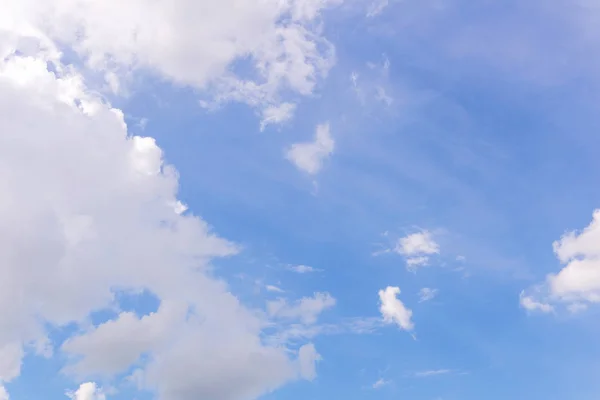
522 210 600 313
394 230 440 271
1 0 342 127
0 27 325 400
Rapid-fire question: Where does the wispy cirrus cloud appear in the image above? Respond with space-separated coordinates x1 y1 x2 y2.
414 369 453 378
287 264 322 274
418 288 438 303
372 377 391 389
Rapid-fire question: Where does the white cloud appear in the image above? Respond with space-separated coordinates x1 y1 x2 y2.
260 103 296 131
418 288 438 303
291 0 344 20
378 287 414 331
268 292 336 324
1 0 340 125
394 230 440 271
266 285 285 293
267 316 383 347
406 256 430 270
62 302 187 376
66 382 106 400
548 210 600 301
145 325 298 400
396 230 439 256
288 264 321 273
0 37 321 399
519 292 553 314
522 210 600 312
298 343 321 381
286 123 334 175
0 384 8 400
372 378 390 389
0 343 22 382
415 369 452 378
366 0 389 17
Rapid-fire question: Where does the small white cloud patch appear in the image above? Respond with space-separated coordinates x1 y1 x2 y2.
260 103 296 131
548 210 600 301
372 378 390 389
286 123 334 175
288 264 321 273
522 209 600 312
378 286 414 331
66 382 106 400
519 292 553 313
395 230 440 271
396 230 439 256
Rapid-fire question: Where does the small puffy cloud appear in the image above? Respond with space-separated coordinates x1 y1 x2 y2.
268 292 336 325
260 103 296 131
522 210 600 312
418 288 438 303
396 230 440 256
372 378 390 389
548 210 600 301
286 123 334 175
519 292 553 314
378 287 414 331
298 343 321 381
66 382 106 400
288 264 321 273
394 230 440 271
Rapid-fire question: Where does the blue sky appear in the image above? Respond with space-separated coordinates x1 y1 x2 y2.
3 0 600 399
